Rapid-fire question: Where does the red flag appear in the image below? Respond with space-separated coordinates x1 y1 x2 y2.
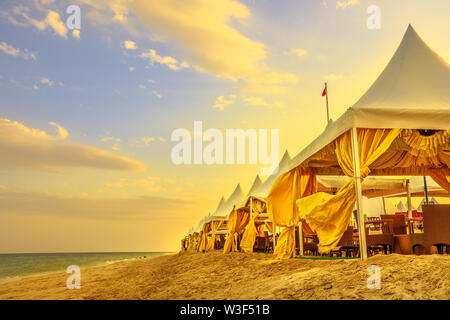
322 87 327 97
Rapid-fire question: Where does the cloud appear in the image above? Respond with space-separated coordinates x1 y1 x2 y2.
121 40 138 50
44 10 68 38
141 137 156 145
0 190 196 221
79 0 296 84
212 94 236 111
4 6 69 38
0 41 37 60
0 118 146 172
286 48 308 57
140 49 186 71
40 76 54 86
72 29 80 40
243 96 269 107
336 0 360 9
152 91 162 99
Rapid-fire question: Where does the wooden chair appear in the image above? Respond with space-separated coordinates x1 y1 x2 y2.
411 204 450 254
295 226 318 256
381 214 408 234
365 219 394 255
333 226 359 257
367 216 382 232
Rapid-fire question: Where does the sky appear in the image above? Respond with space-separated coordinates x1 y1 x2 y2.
0 0 449 253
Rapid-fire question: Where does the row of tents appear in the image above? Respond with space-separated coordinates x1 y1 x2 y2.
181 25 450 260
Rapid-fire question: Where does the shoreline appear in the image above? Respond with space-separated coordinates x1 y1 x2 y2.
0 252 175 286
0 251 449 300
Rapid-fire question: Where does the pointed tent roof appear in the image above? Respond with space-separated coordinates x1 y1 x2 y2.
252 150 291 200
247 175 263 197
235 175 263 209
289 25 450 171
207 184 245 221
212 196 226 215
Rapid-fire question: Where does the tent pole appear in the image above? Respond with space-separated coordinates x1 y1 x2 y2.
299 220 304 256
351 128 368 261
250 197 253 219
406 179 413 220
423 176 429 204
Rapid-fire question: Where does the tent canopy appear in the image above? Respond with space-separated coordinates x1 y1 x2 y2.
289 25 450 172
252 150 291 201
206 184 245 222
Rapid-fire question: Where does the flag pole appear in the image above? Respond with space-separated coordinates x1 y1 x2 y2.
325 82 330 123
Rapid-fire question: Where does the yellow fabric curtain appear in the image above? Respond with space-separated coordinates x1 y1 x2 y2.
265 222 273 234
223 210 250 253
296 128 401 254
223 210 238 253
428 168 450 192
198 223 211 252
240 199 266 253
267 168 317 259
205 220 224 252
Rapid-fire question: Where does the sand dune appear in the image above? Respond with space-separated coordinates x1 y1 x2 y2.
0 251 449 300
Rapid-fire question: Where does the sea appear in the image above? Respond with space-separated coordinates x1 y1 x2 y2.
0 252 169 283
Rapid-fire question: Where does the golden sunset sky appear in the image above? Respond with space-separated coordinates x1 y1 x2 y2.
0 0 449 253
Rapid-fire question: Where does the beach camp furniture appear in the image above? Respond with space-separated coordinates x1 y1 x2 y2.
204 185 246 252
410 204 450 254
266 25 450 260
234 151 291 254
364 218 394 254
332 226 359 257
381 214 408 235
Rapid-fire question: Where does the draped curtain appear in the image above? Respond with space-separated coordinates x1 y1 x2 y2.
205 220 224 252
240 199 266 253
296 128 401 254
198 223 211 252
223 209 250 253
267 167 318 259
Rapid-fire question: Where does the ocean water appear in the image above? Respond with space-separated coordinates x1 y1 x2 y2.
0 252 169 281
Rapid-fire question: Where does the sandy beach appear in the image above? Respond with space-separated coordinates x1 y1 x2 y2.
0 251 449 300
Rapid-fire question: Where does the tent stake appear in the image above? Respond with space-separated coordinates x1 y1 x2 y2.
351 128 368 261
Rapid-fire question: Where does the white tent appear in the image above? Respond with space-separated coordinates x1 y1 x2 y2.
205 184 245 222
235 175 262 209
288 25 450 172
252 150 291 201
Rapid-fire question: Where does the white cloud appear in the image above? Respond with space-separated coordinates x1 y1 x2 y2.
212 94 236 111
336 0 360 9
152 91 162 99
141 137 155 145
44 10 68 38
40 77 54 86
140 49 186 71
286 48 308 57
121 40 138 50
0 118 146 171
72 29 80 40
0 41 37 61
